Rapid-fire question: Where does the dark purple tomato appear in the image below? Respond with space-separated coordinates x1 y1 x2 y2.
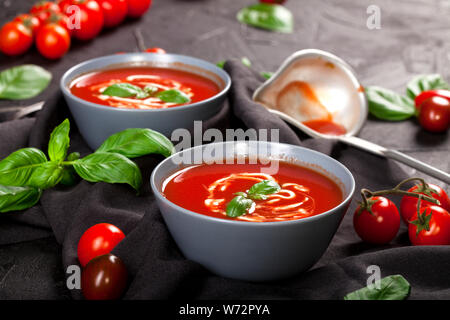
81 253 128 300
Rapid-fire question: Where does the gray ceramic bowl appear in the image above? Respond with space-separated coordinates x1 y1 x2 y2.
60 53 231 150
150 141 355 281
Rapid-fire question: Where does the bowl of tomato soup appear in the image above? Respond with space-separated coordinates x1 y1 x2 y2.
151 141 355 281
60 53 231 149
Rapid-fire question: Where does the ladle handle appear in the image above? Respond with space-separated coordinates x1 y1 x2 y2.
338 136 450 184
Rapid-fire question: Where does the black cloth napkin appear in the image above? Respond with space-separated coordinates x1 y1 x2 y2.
0 60 449 300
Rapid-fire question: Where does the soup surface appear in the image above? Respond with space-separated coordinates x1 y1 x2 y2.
162 161 343 222
70 67 220 109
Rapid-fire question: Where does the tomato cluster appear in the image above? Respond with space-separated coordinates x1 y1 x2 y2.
0 0 153 59
415 90 450 133
353 180 450 246
77 223 128 300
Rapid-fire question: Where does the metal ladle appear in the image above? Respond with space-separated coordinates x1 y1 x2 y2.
253 49 450 184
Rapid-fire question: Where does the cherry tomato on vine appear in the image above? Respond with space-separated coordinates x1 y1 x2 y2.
97 0 128 28
127 0 152 18
408 205 450 245
0 21 33 56
68 0 104 41
418 96 450 133
36 23 71 59
400 183 450 224
13 14 41 36
353 196 400 244
145 47 166 54
415 89 450 110
81 253 128 300
77 223 125 267
30 1 61 24
45 12 73 36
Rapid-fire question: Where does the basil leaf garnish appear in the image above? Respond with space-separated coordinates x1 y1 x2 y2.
96 128 175 158
73 152 143 192
216 60 225 69
237 3 294 33
48 118 70 162
365 86 415 121
0 65 51 100
103 83 149 99
157 89 191 104
28 162 64 189
0 185 42 213
0 148 48 186
344 275 411 300
226 195 254 218
406 74 450 100
248 180 281 199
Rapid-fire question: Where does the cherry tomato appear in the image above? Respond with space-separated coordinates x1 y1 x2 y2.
30 1 61 24
400 183 450 224
0 21 33 56
45 12 73 36
127 0 152 18
77 223 125 267
408 205 450 245
36 23 70 59
69 0 104 40
97 0 128 28
57 0 73 13
353 196 400 244
81 254 128 300
418 96 450 133
145 47 166 54
415 89 450 111
13 14 41 36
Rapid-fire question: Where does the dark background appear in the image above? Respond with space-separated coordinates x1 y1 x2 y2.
0 0 449 299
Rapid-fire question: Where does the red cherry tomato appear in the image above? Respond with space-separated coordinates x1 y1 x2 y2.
0 21 33 56
68 0 104 40
400 183 450 224
13 14 41 36
418 96 450 133
145 47 166 54
30 1 61 24
415 89 450 111
97 0 128 28
127 0 152 18
36 23 71 59
81 254 128 300
77 223 125 267
45 12 73 36
408 205 450 245
57 0 73 13
353 196 400 244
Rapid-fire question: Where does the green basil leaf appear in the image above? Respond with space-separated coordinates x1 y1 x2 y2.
365 86 415 121
237 3 294 33
96 128 175 158
28 162 64 189
0 65 52 100
157 89 191 104
48 119 70 162
216 60 225 69
102 83 148 99
344 275 411 300
261 71 273 80
0 185 42 213
248 180 281 199
73 152 142 192
0 148 48 186
59 152 80 186
226 195 254 218
406 74 450 100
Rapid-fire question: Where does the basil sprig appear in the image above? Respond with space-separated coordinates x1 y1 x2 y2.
0 119 174 213
225 180 281 218
103 83 190 104
156 89 191 104
237 3 294 33
0 65 51 100
344 275 411 300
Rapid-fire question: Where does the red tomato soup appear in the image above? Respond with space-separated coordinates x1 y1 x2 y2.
70 67 220 109
162 161 343 222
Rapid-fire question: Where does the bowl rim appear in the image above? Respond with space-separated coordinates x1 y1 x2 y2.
150 141 355 227
59 53 232 113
